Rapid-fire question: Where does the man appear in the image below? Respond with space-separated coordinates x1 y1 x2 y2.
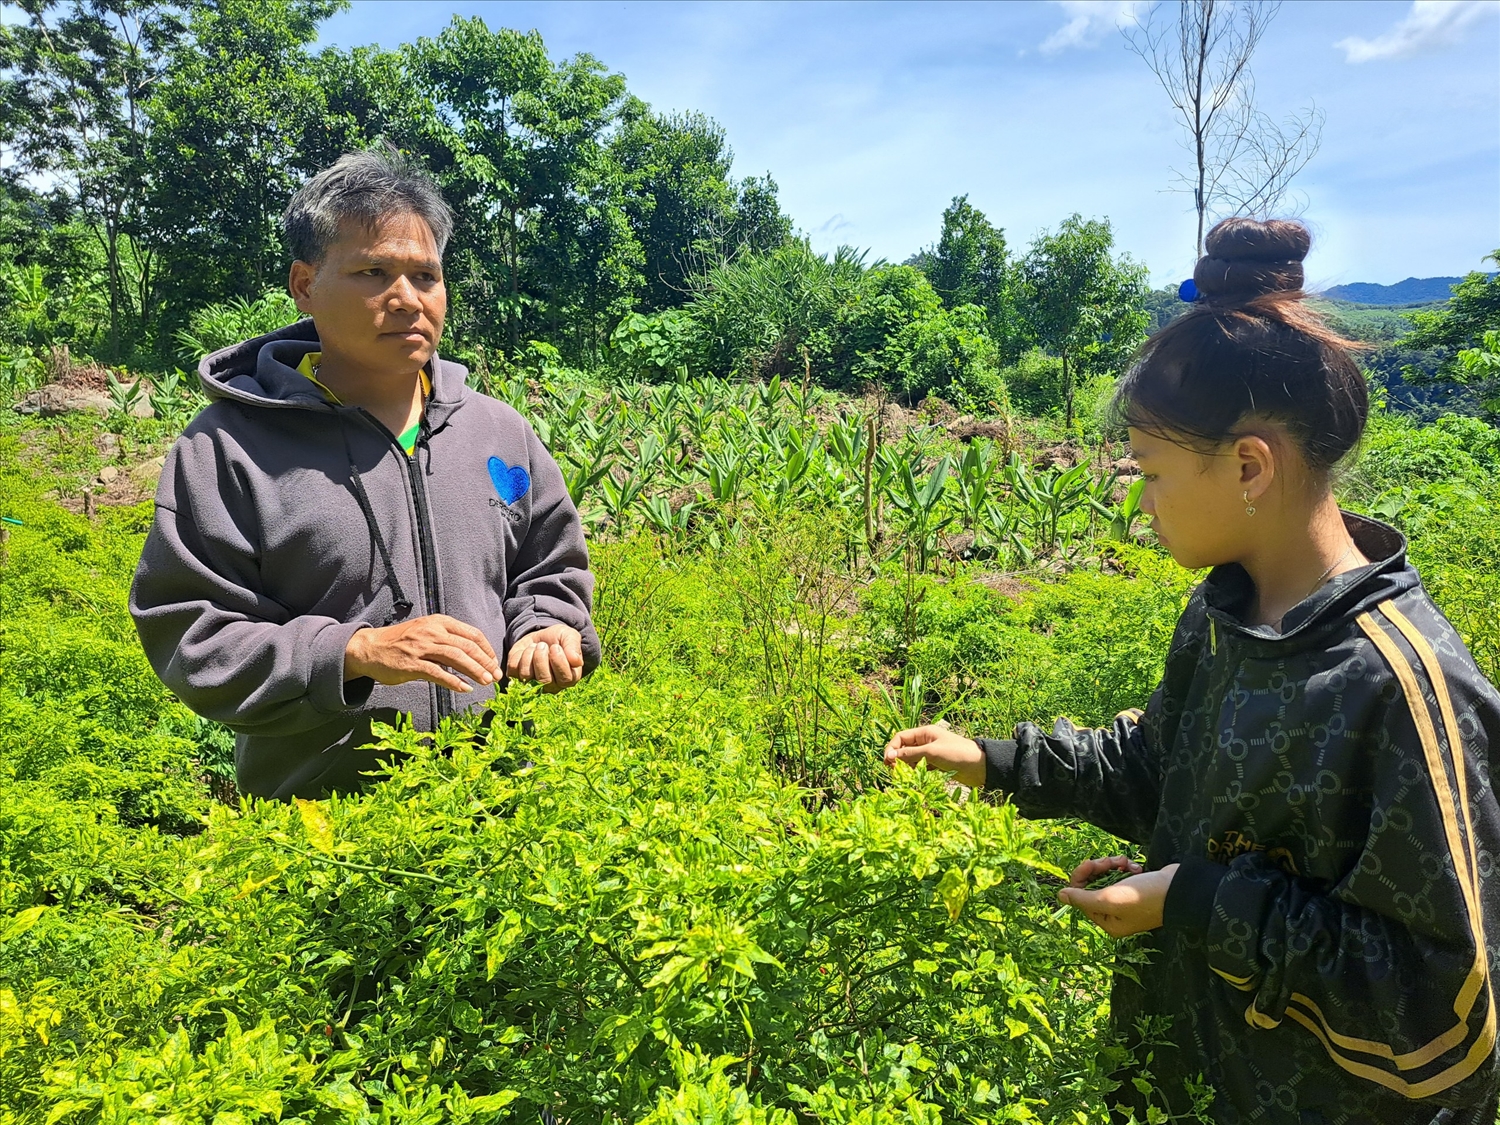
131 148 600 800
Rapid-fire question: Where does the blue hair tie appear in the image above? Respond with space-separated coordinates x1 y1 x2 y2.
1178 278 1199 302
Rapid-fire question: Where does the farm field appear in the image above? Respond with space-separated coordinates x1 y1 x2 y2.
3 3 1500 1120
3 366 1499 1124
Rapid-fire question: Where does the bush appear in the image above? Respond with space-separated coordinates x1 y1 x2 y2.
174 290 301 362
609 309 695 381
890 303 1004 409
999 349 1065 418
686 242 864 381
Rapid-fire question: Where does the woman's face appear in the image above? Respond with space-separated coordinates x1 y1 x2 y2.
1129 426 1253 570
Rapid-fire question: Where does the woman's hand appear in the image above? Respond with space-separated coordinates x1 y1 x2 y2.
883 722 986 789
1057 858 1177 937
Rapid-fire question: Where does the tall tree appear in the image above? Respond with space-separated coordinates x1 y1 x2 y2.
922 195 1013 350
612 103 790 311
612 104 735 311
1017 215 1149 428
1125 0 1323 258
1 0 186 359
143 0 342 330
408 18 637 363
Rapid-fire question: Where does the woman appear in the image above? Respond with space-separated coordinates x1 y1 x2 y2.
885 218 1500 1125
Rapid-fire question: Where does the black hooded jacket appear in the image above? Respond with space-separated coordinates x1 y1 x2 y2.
980 515 1500 1125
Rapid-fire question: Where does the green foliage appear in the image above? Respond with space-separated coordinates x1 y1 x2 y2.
174 290 301 362
3 386 1500 1122
890 303 1004 409
0 261 108 352
1400 255 1500 418
920 196 1015 349
688 240 866 382
1015 216 1150 428
610 309 695 381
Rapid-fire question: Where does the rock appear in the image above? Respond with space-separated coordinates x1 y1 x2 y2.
14 379 153 418
13 385 112 416
1111 457 1140 474
98 432 121 458
129 455 166 490
98 465 120 484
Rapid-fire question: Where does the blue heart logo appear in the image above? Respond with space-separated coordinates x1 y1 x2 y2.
487 456 531 505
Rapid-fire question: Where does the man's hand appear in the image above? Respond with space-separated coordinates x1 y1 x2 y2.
883 723 986 789
344 614 500 693
507 624 585 693
1056 859 1178 937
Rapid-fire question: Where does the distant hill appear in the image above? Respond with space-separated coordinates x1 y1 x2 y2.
1318 275 1495 305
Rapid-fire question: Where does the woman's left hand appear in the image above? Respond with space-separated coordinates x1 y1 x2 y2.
1057 862 1179 937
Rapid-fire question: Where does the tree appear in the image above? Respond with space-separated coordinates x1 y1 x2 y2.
1017 215 1150 427
407 18 638 363
143 0 342 333
1125 1 1323 258
1400 258 1500 419
926 197 1007 310
612 104 735 311
1 0 187 359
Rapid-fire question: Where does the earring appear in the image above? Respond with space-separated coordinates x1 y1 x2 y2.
1243 490 1256 517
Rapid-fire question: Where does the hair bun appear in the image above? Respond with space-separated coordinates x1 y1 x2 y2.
1194 217 1309 300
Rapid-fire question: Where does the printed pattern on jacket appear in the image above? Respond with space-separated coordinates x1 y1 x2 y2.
980 516 1500 1125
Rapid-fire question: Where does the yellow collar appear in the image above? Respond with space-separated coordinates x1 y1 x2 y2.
296 351 432 404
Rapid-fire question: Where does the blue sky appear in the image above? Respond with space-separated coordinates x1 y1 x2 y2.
318 0 1500 288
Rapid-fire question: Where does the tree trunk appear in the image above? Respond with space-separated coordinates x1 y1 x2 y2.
1062 349 1074 429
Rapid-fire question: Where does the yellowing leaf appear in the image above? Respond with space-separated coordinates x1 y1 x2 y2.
0 905 46 944
936 866 969 923
295 799 334 855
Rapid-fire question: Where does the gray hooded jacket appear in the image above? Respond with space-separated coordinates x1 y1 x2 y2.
130 320 600 800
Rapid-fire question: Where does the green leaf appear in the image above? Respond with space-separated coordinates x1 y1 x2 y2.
1 905 47 944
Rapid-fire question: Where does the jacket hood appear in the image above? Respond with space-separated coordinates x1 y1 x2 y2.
1200 511 1418 651
197 319 470 423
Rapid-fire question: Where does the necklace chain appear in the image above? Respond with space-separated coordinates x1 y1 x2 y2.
1306 540 1357 602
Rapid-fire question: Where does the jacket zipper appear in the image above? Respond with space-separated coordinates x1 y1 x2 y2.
355 408 448 724
405 434 448 722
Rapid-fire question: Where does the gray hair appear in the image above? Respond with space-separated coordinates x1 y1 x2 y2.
283 145 454 264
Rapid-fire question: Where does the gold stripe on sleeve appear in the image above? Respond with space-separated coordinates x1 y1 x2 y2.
1278 607 1494 1096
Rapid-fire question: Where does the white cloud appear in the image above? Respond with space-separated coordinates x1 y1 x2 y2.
1336 0 1495 63
1039 0 1146 55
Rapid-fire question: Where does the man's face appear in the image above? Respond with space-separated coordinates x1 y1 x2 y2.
289 210 446 376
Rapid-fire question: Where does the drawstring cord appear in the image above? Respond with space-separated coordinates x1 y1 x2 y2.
340 419 414 626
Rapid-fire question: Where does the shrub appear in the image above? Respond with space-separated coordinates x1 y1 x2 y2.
174 290 301 362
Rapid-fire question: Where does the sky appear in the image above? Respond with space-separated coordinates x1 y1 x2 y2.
316 0 1500 289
